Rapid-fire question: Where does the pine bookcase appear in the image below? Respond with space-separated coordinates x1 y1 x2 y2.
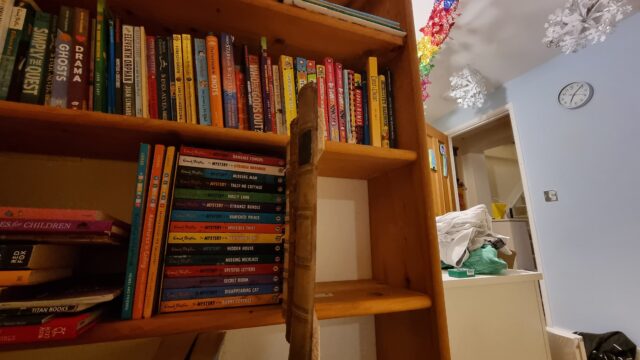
0 0 450 358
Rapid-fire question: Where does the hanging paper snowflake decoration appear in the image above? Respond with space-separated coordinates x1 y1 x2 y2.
449 67 487 109
543 0 632 54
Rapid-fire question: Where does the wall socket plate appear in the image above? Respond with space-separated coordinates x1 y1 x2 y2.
544 190 558 202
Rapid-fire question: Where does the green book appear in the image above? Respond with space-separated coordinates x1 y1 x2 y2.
0 2 35 100
93 0 107 112
174 188 284 204
20 12 52 104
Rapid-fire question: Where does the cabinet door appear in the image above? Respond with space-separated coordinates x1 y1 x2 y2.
426 123 456 216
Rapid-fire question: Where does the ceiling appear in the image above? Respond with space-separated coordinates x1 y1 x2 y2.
411 0 640 121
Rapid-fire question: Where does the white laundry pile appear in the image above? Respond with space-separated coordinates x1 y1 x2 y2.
436 204 509 267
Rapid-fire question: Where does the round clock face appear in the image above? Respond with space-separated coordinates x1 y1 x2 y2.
558 82 593 109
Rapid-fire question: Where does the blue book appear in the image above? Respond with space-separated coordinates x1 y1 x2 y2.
163 274 281 289
361 73 370 145
162 284 280 301
343 68 351 142
170 210 284 224
121 143 152 319
220 33 238 128
107 17 116 113
178 166 285 185
193 38 211 126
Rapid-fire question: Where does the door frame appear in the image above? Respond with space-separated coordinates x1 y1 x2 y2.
443 103 553 326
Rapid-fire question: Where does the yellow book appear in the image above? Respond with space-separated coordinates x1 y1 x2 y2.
140 27 149 118
379 75 390 148
279 55 297 135
172 35 186 123
366 57 381 147
0 269 72 286
142 146 176 319
168 232 283 244
181 34 197 124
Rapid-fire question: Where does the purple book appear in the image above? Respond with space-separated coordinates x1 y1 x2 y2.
0 219 129 236
162 274 282 289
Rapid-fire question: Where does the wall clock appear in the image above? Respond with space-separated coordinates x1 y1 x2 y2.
558 81 593 109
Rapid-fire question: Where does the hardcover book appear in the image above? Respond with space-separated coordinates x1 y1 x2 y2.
20 11 52 104
106 16 115 112
139 27 148 118
266 56 276 133
67 7 90 110
114 17 122 114
348 70 356 143
194 38 211 126
88 17 95 109
205 34 223 127
306 59 316 83
0 207 119 221
49 5 72 107
220 32 238 128
361 73 370 145
0 0 14 54
0 219 129 235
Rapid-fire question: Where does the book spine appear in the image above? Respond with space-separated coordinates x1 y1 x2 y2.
20 11 51 104
139 28 148 118
162 284 280 301
205 34 223 127
155 36 171 119
324 57 339 141
266 57 276 133
361 73 370 145
247 54 264 132
168 232 282 244
259 40 272 132
167 36 176 120
343 68 352 143
133 27 143 117
354 73 364 144
178 155 285 176
348 70 356 143
335 62 347 142
173 188 284 204
165 254 282 267
0 4 25 99
386 68 396 148
159 293 280 313
379 74 390 148
220 33 237 128
142 146 175 319
121 143 151 319
179 146 285 166
0 0 13 54
93 0 105 111
177 166 285 185
172 199 284 214
162 274 281 288
131 144 165 320
67 7 89 110
176 177 284 193
0 207 107 221
164 263 281 278
145 35 158 119
0 317 85 344
241 45 254 129
271 64 284 134
87 17 94 109
166 243 282 256
279 55 296 134
0 314 53 326
5 2 34 101
181 34 196 124
295 57 307 95
0 219 119 233
366 57 381 146
235 65 248 130
121 25 135 116
316 64 328 140
306 59 316 83
194 38 211 126
42 14 58 105
170 210 284 224
0 244 35 267
49 6 72 107
171 34 186 122
170 222 283 234
106 17 115 113
114 17 122 114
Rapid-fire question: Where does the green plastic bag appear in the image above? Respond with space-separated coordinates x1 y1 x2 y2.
461 245 507 275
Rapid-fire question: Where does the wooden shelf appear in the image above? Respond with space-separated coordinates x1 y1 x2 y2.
0 280 430 350
0 101 416 179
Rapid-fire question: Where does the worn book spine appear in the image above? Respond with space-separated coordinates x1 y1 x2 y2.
220 33 237 128
272 64 285 134
205 34 223 127
133 26 143 117
177 166 285 185
48 6 73 107
179 146 285 166
181 34 196 124
168 232 282 244
0 0 14 54
0 207 113 221
173 188 284 204
168 221 283 233
248 53 264 132
155 36 171 119
0 310 100 344
0 219 121 233
259 38 272 132
379 74 390 148
194 38 211 126
162 273 281 287
145 35 158 119
178 155 285 176
93 0 106 111
354 73 364 144
294 57 307 95
164 263 281 278
139 27 148 118
348 70 356 143
20 11 51 104
171 34 185 122
121 24 134 116
366 57 381 146
385 68 396 148
343 68 351 143
235 65 248 130
324 57 339 141
165 254 282 267
279 55 296 134
106 16 115 113
316 64 328 140
361 73 370 145
5 2 35 101
159 293 280 313
42 14 58 105
114 17 122 114
176 177 284 193
172 199 284 214
162 284 280 301
67 7 89 110
170 210 284 224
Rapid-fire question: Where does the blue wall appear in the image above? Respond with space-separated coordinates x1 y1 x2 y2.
434 14 640 341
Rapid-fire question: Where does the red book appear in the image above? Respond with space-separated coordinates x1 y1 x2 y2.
235 66 248 130
179 146 285 166
131 144 165 320
0 207 118 221
170 222 283 234
164 263 281 278
0 219 129 235
0 308 102 344
146 35 158 119
324 57 339 142
68 8 90 110
266 56 277 133
335 62 346 142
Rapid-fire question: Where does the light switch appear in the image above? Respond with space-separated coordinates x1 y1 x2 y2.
544 190 558 202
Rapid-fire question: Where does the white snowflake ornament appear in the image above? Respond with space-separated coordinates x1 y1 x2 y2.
449 67 487 109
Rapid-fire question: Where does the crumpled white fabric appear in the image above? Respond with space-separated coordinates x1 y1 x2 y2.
436 204 508 267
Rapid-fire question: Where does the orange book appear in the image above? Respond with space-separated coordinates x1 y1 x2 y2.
142 146 175 319
159 293 280 313
235 66 248 130
131 144 165 320
205 34 224 127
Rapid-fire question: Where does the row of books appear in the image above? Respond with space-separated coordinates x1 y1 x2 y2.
123 144 284 319
0 0 396 147
0 207 127 344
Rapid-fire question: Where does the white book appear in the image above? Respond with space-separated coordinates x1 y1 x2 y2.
0 0 13 54
133 26 143 117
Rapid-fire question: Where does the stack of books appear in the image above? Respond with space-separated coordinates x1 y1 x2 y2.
0 0 396 147
0 207 128 344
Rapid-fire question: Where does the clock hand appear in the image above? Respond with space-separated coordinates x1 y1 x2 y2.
570 84 584 103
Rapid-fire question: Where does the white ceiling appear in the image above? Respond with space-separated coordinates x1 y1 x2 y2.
411 0 640 121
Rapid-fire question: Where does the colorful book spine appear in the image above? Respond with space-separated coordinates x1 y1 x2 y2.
49 6 72 107
0 207 113 221
348 70 356 143
379 74 390 148
306 59 316 83
178 156 285 176
167 35 177 120
5 2 35 101
343 68 352 143
165 254 282 267
172 199 284 214
295 57 307 95
247 52 264 132
335 62 347 142
170 211 284 224
155 36 171 120
354 73 364 144
142 146 175 319
133 27 143 117
173 188 284 204
159 293 280 313
162 284 280 301
163 274 281 288
42 14 58 105
176 177 284 193
121 143 151 319
139 27 148 118
266 56 276 133
181 34 196 124
366 57 381 146
168 233 282 244
0 0 14 55
205 34 223 127
67 7 90 110
170 222 283 234
164 263 281 278
0 310 100 344
131 144 165 320
324 57 339 141
235 65 248 130
271 64 284 134
279 55 296 134
106 16 115 113
177 166 285 185
146 35 158 119
114 17 122 114
220 33 238 128
121 25 135 116
194 38 211 126
166 243 282 256
20 11 51 104
260 38 272 132
316 64 328 139
0 219 123 233
179 146 285 166
93 0 106 111
361 73 370 145
171 34 185 122
385 68 396 148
